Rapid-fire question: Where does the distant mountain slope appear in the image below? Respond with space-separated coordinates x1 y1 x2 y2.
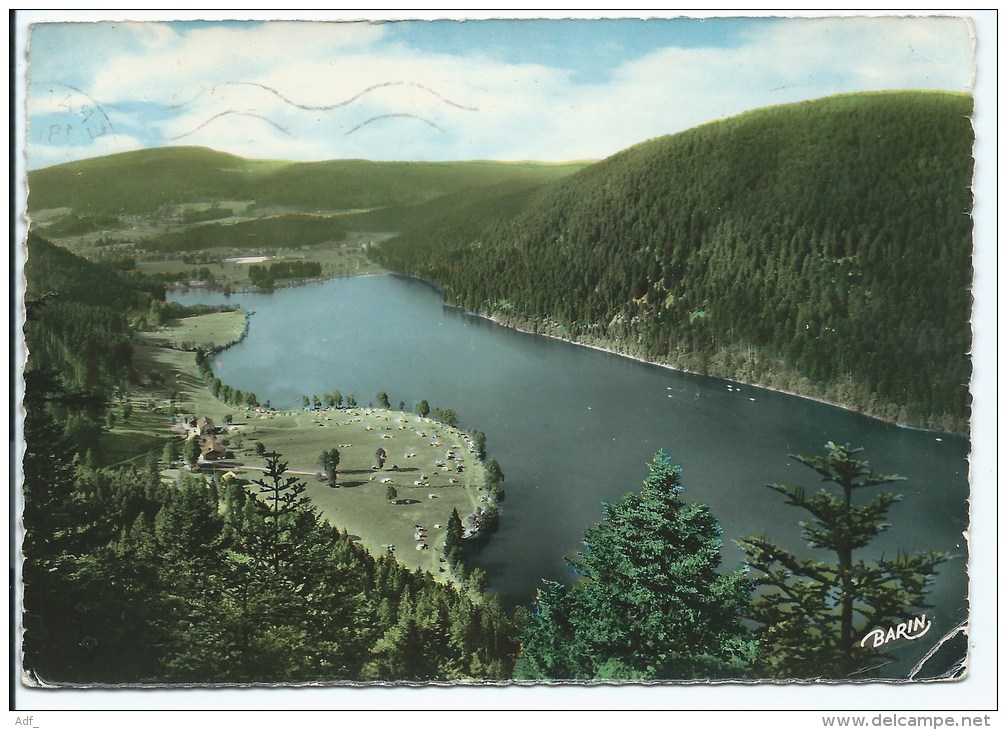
371 92 974 430
26 146 588 215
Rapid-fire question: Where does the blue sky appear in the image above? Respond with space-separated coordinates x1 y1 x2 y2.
388 17 753 82
22 13 975 169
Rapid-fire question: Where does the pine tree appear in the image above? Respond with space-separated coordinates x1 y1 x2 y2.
515 450 754 680
243 452 312 574
484 459 505 501
21 372 102 681
444 507 464 566
155 474 224 574
738 441 947 678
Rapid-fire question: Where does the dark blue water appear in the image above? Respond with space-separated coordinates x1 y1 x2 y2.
172 275 970 677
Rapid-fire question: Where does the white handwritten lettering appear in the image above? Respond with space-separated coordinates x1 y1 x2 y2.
861 614 932 649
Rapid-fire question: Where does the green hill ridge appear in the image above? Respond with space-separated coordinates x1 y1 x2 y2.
27 146 588 215
369 92 974 431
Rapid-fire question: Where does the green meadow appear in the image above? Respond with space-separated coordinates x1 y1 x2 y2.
119 310 489 581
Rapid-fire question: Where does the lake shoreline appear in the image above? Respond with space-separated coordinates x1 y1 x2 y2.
166 268 391 297
474 311 963 438
383 272 965 439
171 269 967 438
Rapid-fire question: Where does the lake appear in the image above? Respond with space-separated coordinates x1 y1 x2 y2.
171 274 970 678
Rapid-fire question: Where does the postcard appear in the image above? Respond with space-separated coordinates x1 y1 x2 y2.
12 9 998 717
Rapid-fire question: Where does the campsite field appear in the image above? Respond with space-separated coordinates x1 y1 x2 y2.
115 310 491 581
232 407 486 578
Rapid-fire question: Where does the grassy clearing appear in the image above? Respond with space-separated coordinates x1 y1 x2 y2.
123 310 491 581
226 407 485 578
143 309 247 350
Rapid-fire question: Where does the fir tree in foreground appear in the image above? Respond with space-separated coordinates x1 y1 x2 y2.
514 450 754 680
738 442 947 679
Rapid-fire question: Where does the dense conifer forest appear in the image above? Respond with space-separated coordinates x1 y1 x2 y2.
137 215 350 254
369 92 974 431
24 234 152 454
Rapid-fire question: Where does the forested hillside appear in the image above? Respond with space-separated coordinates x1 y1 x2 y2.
26 146 586 216
137 214 349 253
21 236 519 684
370 92 974 431
23 233 154 453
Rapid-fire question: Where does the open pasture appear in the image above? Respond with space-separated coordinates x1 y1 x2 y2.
126 311 489 581
231 406 486 578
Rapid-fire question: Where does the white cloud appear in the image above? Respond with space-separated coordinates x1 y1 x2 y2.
86 21 390 106
490 15 975 162
746 16 974 91
25 16 976 167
